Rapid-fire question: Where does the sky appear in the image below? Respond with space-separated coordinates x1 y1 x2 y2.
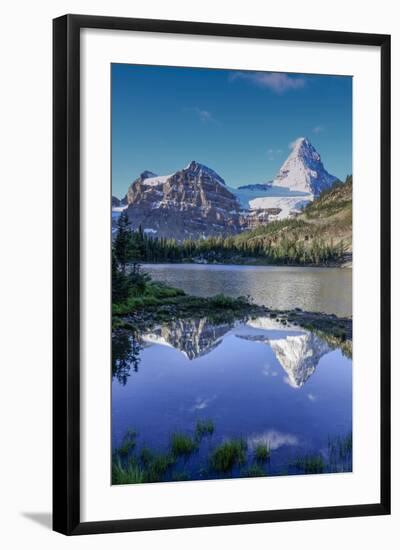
112 64 352 199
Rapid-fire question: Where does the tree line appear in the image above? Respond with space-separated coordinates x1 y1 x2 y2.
112 211 150 304
113 211 345 268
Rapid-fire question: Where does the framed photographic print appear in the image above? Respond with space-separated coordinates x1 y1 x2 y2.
53 14 391 535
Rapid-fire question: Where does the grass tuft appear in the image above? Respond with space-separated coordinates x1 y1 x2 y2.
195 419 215 440
210 439 247 472
171 433 198 457
294 454 325 474
242 464 267 478
116 429 137 457
112 457 145 484
254 442 271 462
144 453 176 482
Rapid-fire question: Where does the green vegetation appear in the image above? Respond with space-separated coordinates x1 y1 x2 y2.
242 464 267 478
119 176 352 266
254 442 271 462
327 433 352 472
115 429 137 457
112 281 185 315
112 211 263 324
171 433 198 457
195 419 215 439
144 453 176 483
171 471 190 482
112 423 352 484
112 458 145 484
293 455 326 474
210 439 247 472
139 447 154 467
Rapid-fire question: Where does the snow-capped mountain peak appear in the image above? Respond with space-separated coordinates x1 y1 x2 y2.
182 160 227 186
273 137 338 195
120 161 240 240
140 170 158 179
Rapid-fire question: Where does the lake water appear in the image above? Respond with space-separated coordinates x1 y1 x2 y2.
112 317 352 481
143 264 352 317
112 264 352 483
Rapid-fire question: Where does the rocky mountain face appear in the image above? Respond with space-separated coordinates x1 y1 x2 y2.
273 137 338 195
237 182 272 191
123 161 242 240
115 140 339 239
269 333 331 387
142 317 233 360
112 196 121 207
142 315 332 383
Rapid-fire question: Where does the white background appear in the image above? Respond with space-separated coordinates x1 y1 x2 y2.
81 29 381 522
0 0 398 548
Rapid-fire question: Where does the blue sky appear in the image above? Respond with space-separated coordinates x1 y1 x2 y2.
112 64 352 198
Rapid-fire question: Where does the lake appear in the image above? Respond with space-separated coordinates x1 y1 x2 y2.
112 264 352 482
143 263 352 317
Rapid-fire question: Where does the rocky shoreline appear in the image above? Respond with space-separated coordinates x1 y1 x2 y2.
114 294 352 355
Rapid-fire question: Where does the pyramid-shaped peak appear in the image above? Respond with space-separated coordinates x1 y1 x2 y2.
291 137 314 152
182 161 226 186
273 138 337 195
184 160 206 171
292 136 307 147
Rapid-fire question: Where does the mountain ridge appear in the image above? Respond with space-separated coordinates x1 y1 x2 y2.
113 139 341 240
122 160 242 240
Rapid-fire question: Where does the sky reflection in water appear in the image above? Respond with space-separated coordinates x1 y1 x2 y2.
112 315 352 479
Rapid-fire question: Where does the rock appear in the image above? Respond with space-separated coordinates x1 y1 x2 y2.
123 161 242 240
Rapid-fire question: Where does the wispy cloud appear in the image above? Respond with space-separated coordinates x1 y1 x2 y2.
312 125 324 134
247 430 299 451
267 148 283 161
230 71 306 94
190 394 216 411
185 107 216 123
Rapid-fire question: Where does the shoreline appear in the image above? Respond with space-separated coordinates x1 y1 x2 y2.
139 260 352 270
114 294 352 356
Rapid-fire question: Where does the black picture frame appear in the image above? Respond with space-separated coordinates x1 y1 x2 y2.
53 14 391 535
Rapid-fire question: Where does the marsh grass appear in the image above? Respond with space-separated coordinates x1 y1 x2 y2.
327 433 352 472
112 457 145 484
254 442 271 462
139 446 154 467
210 439 247 472
112 425 352 483
171 471 190 482
195 419 215 440
144 453 176 482
242 464 267 478
171 433 198 457
293 454 325 474
116 429 137 457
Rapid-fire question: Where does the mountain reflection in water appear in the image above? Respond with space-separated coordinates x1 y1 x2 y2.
142 317 233 360
112 314 352 479
112 316 337 388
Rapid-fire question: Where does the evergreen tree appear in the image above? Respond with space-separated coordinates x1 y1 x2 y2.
112 249 129 303
114 211 132 272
